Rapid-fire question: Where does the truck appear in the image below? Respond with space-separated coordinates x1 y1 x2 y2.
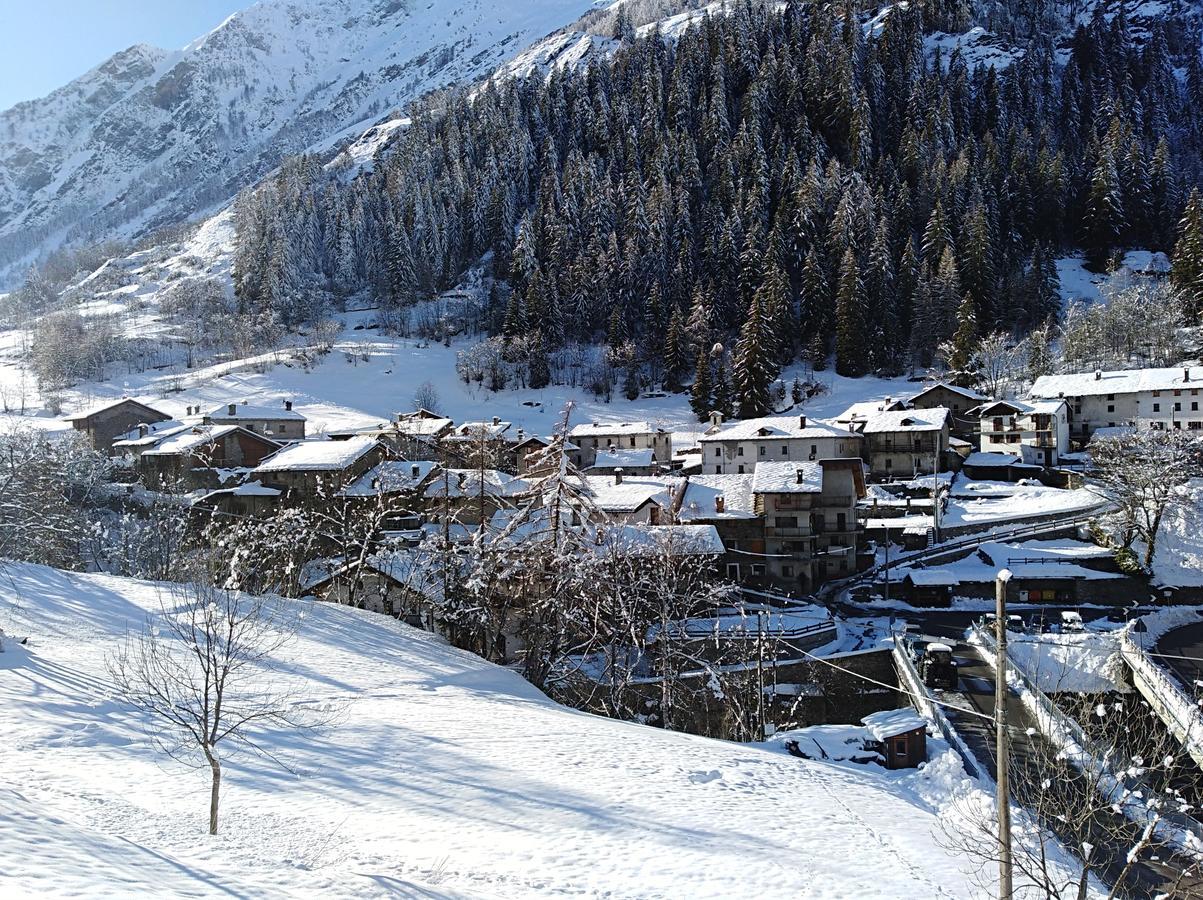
920 642 958 690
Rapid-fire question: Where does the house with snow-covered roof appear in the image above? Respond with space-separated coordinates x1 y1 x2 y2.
675 474 765 586
580 473 677 525
569 420 672 468
117 423 281 489
587 447 657 476
746 459 866 593
66 397 172 453
698 415 862 476
1030 365 1203 440
842 407 952 480
252 436 386 500
976 398 1069 467
201 400 306 439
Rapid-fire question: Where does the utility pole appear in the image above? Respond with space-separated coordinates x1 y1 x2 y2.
883 525 891 605
755 609 766 742
995 568 1014 900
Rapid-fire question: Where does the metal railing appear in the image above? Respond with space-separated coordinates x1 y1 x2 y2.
1120 630 1203 770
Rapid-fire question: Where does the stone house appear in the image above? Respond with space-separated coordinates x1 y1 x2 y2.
845 408 952 480
121 424 281 489
907 382 988 439
251 436 387 502
66 398 172 453
201 400 307 439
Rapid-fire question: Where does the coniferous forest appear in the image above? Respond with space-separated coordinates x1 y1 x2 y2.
231 0 1203 418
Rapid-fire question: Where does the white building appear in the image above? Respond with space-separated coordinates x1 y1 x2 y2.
1030 366 1203 440
697 415 862 475
976 398 1069 466
845 408 952 479
568 421 672 468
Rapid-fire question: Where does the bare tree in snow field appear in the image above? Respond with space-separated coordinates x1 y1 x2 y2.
109 583 332 835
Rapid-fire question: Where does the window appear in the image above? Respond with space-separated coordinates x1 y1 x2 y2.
1153 403 1161 412
1107 405 1115 413
894 738 908 758
737 446 744 457
1174 389 1182 397
751 564 765 577
1107 394 1115 401
715 447 721 457
781 445 788 455
836 513 847 531
1193 403 1199 412
1153 390 1161 397
278 424 287 434
839 558 848 572
726 563 741 580
813 514 826 532
758 445 766 456
782 565 794 577
715 465 723 474
775 516 798 529
629 436 636 447
885 458 893 470
1190 422 1202 431
1175 402 1182 412
737 465 745 474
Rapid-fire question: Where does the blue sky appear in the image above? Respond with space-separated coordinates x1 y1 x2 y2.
0 1 249 111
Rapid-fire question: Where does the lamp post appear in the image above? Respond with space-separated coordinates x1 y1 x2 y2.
995 568 1014 900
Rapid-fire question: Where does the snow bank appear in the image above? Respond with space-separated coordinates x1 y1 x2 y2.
0 564 987 898
1005 632 1122 693
1152 479 1203 587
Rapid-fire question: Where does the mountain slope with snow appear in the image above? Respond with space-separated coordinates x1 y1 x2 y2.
0 563 991 898
0 0 600 286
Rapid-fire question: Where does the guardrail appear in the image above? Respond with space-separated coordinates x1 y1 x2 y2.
1120 631 1203 770
978 624 1203 849
890 637 984 781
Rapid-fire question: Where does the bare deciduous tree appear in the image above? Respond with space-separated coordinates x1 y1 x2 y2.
1089 428 1202 570
109 583 329 834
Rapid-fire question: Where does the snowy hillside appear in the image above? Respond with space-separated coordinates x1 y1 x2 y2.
0 0 602 285
0 563 988 898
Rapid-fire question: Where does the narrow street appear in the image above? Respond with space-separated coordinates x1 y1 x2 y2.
1156 622 1203 690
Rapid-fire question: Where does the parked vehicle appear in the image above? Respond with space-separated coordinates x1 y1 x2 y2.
1007 614 1025 633
920 642 958 690
1060 611 1085 632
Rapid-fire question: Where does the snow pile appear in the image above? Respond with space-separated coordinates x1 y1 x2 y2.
1151 478 1203 587
1005 632 1122 693
944 476 1103 528
0 563 990 898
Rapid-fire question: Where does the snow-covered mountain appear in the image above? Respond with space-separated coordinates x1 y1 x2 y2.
0 0 600 286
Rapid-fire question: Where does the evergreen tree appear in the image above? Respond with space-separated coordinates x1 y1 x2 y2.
732 294 775 418
834 248 867 377
1172 189 1203 324
689 345 713 422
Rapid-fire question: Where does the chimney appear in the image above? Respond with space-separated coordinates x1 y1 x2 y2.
796 468 805 485
709 411 723 428
1094 370 1102 381
138 424 148 438
228 403 237 416
715 495 725 513
411 464 420 479
799 415 807 428
284 399 293 411
492 415 500 426
517 428 525 443
202 415 212 425
1185 368 1191 384
615 468 624 485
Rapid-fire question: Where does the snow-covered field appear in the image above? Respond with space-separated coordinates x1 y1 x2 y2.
944 476 1104 528
0 563 994 898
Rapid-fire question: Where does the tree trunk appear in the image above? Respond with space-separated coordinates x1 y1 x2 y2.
208 755 221 835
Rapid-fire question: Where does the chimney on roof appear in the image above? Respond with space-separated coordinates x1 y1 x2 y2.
138 424 148 438
799 415 807 428
796 468 806 485
615 468 624 485
709 411 724 428
492 416 500 426
228 403 237 416
284 399 293 411
411 464 420 479
202 415 212 425
517 428 525 443
1094 370 1102 381
715 495 725 513
1185 368 1191 384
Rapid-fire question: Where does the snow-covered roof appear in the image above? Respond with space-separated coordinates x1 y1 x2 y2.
751 461 823 494
65 397 169 422
857 408 950 434
1087 426 1136 443
699 416 859 443
112 420 189 448
835 399 906 423
424 469 530 498
254 436 379 472
903 569 960 586
569 421 663 437
595 524 724 556
590 448 655 470
978 398 1065 417
963 452 1021 467
198 480 283 503
206 403 306 422
677 475 758 520
140 424 253 457
340 460 438 497
393 413 454 436
581 475 676 512
1031 366 1203 399
908 382 987 404
861 708 927 741
448 420 513 439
